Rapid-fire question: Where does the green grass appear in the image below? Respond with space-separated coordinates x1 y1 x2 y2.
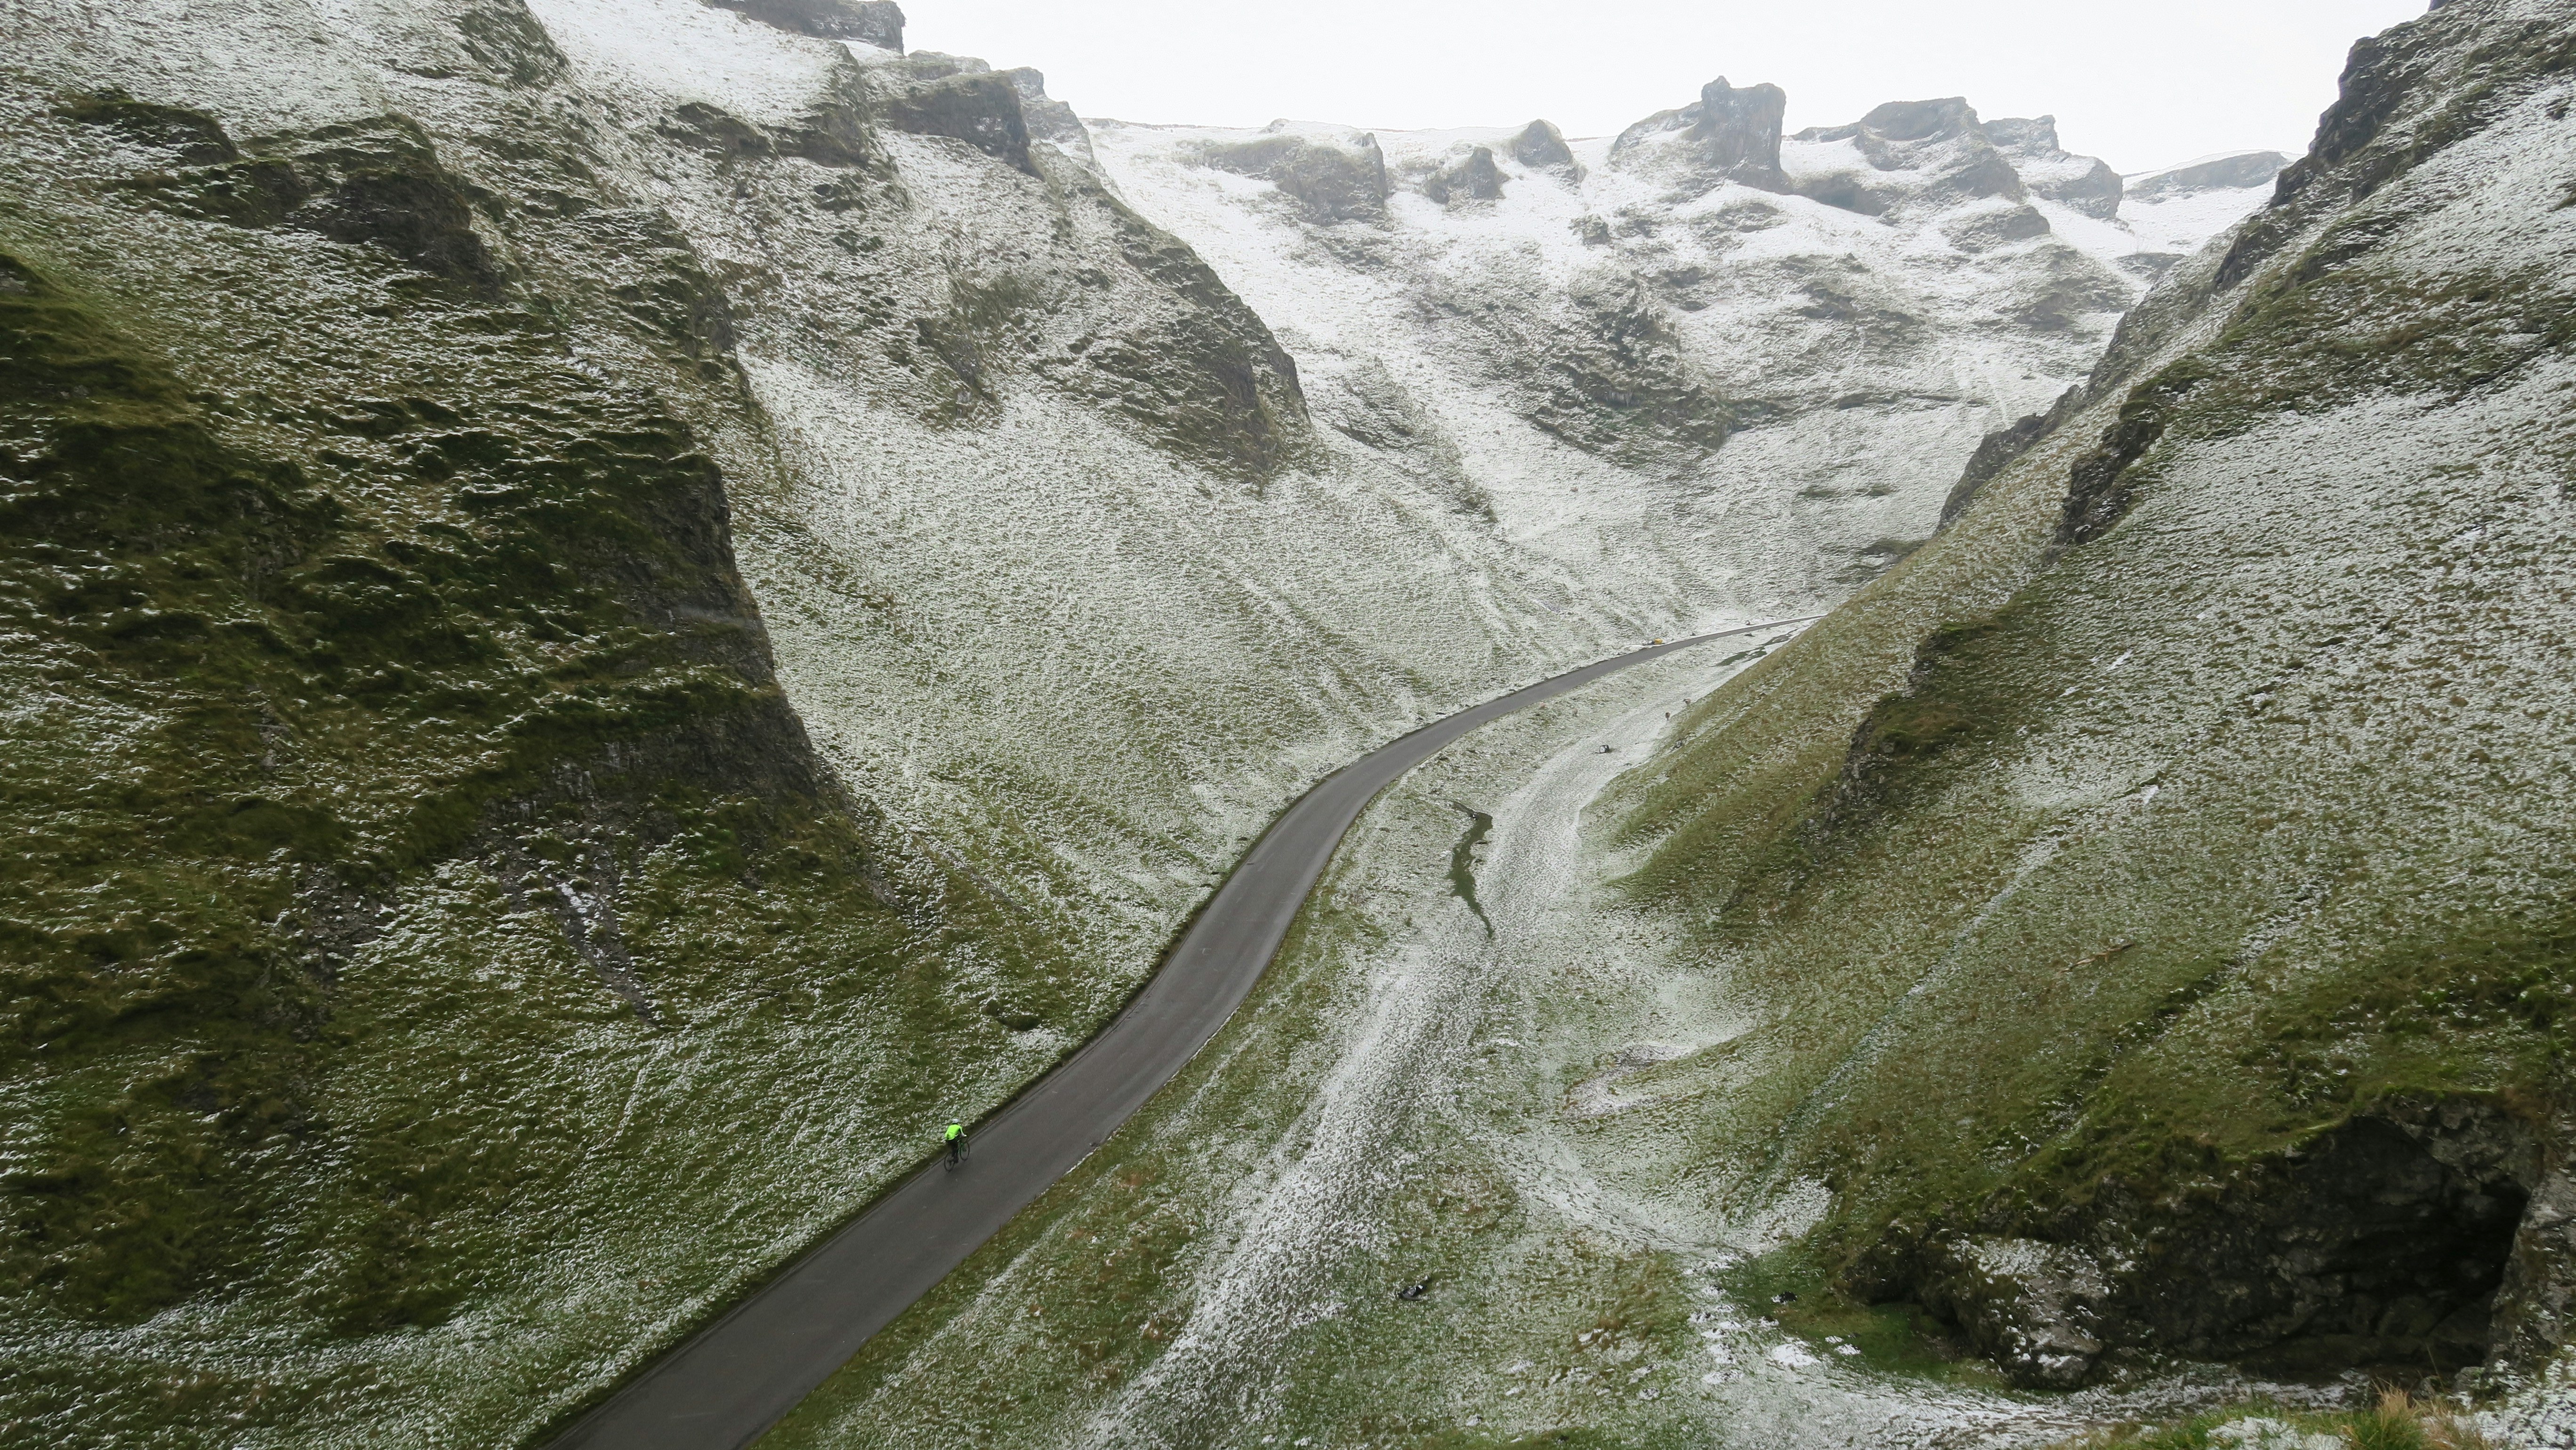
1587 42 2576 1379
0 202 1069 1445
1714 1243 2002 1387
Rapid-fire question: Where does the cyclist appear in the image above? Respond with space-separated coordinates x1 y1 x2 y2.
944 1121 966 1168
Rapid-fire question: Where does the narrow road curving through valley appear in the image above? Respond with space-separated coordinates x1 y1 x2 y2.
548 619 1813 1450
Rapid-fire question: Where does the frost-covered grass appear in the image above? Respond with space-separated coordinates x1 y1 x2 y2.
0 1 2454 1446
1601 16 2576 1270
756 631 2394 1449
0 2 1928 1444
759 646 1772 1450
751 11 2576 1444
2061 1388 2501 1450
0 18 1086 1448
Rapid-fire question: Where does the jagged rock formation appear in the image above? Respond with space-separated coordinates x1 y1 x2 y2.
1789 97 2027 218
1190 123 1393 224
704 0 904 49
1608 0 2576 1394
1093 83 2273 595
1986 114 2125 219
1609 76 1792 193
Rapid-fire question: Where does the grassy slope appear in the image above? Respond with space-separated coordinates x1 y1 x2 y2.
1604 0 2576 1315
0 75 1066 1450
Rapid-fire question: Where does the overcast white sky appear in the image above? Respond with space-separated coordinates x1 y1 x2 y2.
903 0 2428 175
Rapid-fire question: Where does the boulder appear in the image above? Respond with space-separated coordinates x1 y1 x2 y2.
1511 119 1582 180
1422 146 1504 205
1913 1234 2111 1389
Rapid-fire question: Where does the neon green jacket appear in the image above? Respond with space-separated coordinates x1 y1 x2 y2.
945 1123 964 1142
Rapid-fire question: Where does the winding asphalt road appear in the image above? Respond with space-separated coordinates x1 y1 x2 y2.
547 620 1811 1450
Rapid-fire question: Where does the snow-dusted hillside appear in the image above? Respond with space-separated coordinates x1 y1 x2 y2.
751 4 2576 1446
1087 88 2283 606
0 0 2302 1442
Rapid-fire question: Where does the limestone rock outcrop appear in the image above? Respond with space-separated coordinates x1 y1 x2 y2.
1190 125 1390 224
2127 148 2293 202
1608 76 1790 193
1096 76 2253 564
1420 145 1504 205
703 0 902 49
1510 118 1583 181
1987 114 2125 219
1790 97 2025 218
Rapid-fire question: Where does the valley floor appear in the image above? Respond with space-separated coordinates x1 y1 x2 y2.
750 631 2452 1450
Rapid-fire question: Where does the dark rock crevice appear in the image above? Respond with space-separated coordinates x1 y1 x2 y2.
1848 1099 2547 1389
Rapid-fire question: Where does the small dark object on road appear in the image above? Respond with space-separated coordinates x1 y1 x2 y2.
1396 1276 1433 1300
1773 1291 1798 1304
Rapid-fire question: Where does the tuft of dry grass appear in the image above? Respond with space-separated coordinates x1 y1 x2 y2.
2053 1388 2496 1450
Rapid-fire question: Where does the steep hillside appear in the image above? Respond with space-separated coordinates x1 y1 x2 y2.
1089 87 2281 617
0 10 1082 1446
1608 0 2576 1395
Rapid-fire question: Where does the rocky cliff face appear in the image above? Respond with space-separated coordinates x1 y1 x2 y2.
0 2 1133 1442
1608 0 2576 1396
1088 82 2282 620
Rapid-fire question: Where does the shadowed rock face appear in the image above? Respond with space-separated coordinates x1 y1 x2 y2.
1510 118 1582 180
862 57 1035 173
702 0 902 48
1003 66 1095 164
1864 1105 2535 1388
1421 145 1504 205
1192 129 1390 224
1609 75 1789 193
2127 149 2292 202
1986 113 2124 219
